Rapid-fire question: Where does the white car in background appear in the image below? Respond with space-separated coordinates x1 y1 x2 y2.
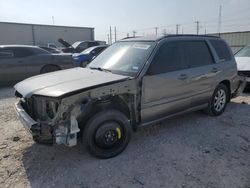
235 45 250 87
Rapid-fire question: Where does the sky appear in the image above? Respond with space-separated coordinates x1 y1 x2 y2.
0 0 250 42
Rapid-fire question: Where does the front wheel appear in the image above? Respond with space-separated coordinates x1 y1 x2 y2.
205 84 229 116
80 61 89 67
83 110 132 158
40 65 60 74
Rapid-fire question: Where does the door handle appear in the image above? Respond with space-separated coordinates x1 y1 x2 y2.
178 74 188 80
211 67 218 73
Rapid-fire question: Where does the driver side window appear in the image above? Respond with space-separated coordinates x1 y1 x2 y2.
147 41 186 75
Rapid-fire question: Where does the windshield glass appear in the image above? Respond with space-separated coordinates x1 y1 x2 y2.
72 41 82 48
235 46 250 57
80 46 96 54
88 41 155 76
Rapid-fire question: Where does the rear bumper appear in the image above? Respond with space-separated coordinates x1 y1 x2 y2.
232 76 247 98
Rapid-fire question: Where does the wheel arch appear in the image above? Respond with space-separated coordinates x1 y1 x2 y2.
79 94 137 132
219 80 231 101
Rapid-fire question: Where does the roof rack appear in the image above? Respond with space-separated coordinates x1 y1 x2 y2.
158 34 220 41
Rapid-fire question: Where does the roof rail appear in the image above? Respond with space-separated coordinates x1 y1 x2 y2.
158 34 220 40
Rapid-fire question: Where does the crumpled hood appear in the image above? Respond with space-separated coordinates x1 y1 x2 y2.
235 57 250 71
14 68 128 98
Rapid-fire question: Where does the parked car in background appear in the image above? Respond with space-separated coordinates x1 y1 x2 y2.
47 43 57 49
14 35 245 158
235 45 250 87
58 38 105 53
72 45 108 67
39 46 61 54
0 45 73 85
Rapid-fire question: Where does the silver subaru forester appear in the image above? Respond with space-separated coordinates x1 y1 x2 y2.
14 35 246 158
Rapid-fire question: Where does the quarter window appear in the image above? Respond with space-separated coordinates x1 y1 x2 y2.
209 39 232 61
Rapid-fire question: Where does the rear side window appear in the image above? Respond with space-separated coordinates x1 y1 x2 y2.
148 41 186 75
183 41 214 68
209 39 232 61
0 49 14 59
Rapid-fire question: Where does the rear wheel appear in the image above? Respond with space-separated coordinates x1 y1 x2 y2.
83 110 132 158
40 65 60 74
205 84 229 116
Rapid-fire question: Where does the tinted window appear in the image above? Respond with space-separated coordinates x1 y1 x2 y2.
32 47 50 55
183 41 214 68
209 39 232 61
94 47 106 55
0 49 14 59
148 41 186 75
13 48 34 58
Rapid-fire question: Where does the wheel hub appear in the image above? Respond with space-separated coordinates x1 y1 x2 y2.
94 122 122 149
214 89 226 112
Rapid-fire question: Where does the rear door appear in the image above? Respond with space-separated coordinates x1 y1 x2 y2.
141 40 192 123
181 40 217 106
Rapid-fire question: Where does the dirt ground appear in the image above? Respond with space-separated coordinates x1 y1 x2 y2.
0 87 250 188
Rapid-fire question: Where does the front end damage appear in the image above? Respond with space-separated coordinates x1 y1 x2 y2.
14 79 137 147
15 95 82 146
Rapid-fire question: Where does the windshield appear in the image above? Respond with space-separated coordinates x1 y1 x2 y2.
80 46 96 54
88 41 155 77
235 46 250 57
72 41 83 48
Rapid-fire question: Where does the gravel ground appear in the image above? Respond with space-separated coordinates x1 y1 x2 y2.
0 87 250 188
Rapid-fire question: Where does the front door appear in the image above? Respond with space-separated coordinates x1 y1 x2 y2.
141 40 192 123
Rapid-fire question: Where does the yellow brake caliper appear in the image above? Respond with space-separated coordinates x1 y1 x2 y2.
116 128 121 139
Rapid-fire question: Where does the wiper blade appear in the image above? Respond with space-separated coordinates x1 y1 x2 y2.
89 67 112 73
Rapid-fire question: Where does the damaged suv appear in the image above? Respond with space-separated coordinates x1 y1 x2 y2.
14 35 245 158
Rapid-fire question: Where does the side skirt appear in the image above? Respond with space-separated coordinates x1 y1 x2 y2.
138 103 208 128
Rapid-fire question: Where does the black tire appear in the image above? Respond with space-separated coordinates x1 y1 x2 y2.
205 84 229 116
80 61 89 67
83 110 132 159
40 65 60 74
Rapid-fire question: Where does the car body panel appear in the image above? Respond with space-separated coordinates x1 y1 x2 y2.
14 67 129 98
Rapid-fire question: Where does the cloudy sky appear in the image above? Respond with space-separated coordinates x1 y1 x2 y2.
0 0 249 41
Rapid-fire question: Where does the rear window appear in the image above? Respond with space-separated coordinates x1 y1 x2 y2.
209 39 232 61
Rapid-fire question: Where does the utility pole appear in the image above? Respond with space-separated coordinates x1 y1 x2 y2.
132 30 136 37
205 28 207 35
176 24 180 34
155 27 158 37
114 26 117 42
109 26 112 44
107 34 110 45
127 33 129 37
52 16 55 25
195 21 200 35
218 5 222 36
162 29 167 36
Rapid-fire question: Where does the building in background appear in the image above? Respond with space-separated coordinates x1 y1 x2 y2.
0 22 94 47
211 31 250 54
